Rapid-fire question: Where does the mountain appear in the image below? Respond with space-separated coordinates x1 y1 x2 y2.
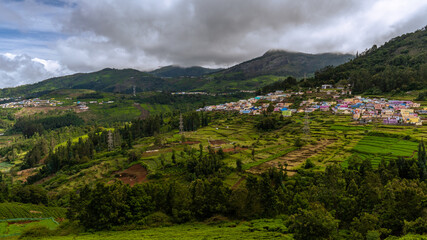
0 68 168 97
219 50 354 78
311 26 427 93
150 65 222 78
0 51 353 97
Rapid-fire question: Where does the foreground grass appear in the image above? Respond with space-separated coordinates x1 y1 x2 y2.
36 222 291 240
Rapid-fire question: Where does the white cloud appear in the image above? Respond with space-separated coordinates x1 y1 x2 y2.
0 53 71 88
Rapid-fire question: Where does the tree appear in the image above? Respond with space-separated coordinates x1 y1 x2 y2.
289 203 339 240
236 159 242 172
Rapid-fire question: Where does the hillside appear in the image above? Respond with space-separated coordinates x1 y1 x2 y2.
0 68 168 97
149 65 222 78
0 51 354 97
311 26 427 93
219 50 353 78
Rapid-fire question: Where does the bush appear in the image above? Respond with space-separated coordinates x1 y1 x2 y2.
19 225 52 239
140 211 172 227
304 159 315 169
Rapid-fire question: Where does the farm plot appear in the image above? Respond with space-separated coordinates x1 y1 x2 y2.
0 203 66 220
352 136 418 157
0 218 58 237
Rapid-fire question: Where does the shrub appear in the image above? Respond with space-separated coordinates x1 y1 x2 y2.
19 225 52 239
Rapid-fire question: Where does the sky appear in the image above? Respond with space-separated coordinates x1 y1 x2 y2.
0 0 426 88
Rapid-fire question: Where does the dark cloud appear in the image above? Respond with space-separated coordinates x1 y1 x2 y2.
57 0 427 72
1 0 426 87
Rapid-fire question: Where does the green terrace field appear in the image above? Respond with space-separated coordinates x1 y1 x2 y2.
78 101 141 123
0 218 58 238
352 136 418 157
32 219 293 240
0 203 66 219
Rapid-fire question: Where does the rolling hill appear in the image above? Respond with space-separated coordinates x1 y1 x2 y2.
0 51 353 97
219 50 354 78
311 26 427 93
149 65 222 78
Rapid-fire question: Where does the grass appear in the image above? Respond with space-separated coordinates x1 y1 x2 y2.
0 218 59 237
34 220 292 240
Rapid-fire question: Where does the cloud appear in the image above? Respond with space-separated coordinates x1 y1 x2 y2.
1 0 427 88
55 0 427 72
0 53 71 88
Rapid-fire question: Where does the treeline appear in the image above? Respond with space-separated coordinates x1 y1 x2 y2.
13 112 84 138
26 129 117 184
24 111 212 182
0 173 48 205
257 77 297 94
76 92 104 100
67 141 427 239
133 92 253 109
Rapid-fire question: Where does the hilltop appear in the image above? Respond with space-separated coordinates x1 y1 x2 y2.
219 50 353 78
149 65 222 78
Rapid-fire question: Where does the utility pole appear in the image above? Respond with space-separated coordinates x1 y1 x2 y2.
108 130 114 151
179 113 184 134
303 112 310 140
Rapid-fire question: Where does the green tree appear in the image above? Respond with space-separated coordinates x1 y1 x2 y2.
289 203 339 240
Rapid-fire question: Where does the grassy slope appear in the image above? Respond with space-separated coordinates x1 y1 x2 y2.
35 220 292 240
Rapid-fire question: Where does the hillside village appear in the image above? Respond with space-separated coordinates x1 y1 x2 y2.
0 98 115 111
198 88 425 126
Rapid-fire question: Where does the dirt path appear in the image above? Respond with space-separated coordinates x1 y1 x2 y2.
133 103 150 119
247 139 335 175
231 176 246 190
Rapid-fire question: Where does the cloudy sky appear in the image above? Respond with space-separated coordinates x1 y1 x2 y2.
0 0 426 88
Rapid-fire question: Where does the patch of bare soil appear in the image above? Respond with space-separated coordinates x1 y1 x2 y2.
117 164 148 186
222 147 248 153
15 168 38 183
209 140 227 145
182 141 201 145
15 106 75 117
247 139 335 176
133 103 150 119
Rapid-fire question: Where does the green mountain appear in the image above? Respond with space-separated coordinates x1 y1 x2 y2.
0 68 168 97
311 26 427 93
149 65 222 78
0 51 353 97
219 50 354 78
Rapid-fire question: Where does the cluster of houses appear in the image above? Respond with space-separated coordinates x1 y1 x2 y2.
0 98 63 108
347 98 423 125
74 100 115 111
198 92 424 126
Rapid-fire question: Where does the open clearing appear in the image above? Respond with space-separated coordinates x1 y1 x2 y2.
117 164 148 186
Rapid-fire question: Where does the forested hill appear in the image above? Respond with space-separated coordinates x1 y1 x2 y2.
310 26 427 93
149 65 222 78
0 68 168 97
219 50 354 78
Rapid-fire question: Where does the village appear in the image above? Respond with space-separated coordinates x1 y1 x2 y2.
198 87 425 126
0 97 115 112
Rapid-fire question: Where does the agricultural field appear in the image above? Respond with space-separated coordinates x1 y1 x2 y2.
28 219 292 240
0 218 58 238
0 203 66 219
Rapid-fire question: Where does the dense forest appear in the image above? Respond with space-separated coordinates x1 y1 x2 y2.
66 140 427 239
